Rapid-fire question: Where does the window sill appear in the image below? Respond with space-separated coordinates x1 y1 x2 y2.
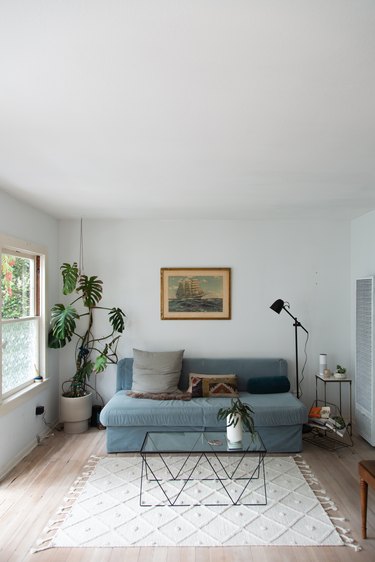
0 379 50 416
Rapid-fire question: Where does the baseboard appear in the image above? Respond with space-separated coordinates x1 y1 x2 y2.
0 425 56 482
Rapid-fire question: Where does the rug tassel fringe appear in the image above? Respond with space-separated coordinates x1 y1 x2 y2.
336 526 350 534
31 454 102 554
294 454 362 552
30 544 52 554
339 533 362 551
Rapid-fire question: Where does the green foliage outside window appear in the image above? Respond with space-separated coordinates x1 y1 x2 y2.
1 254 32 319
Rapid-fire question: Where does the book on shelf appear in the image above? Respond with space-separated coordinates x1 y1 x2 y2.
309 405 331 419
308 417 328 427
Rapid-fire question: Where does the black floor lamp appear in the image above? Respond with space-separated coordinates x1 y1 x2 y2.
270 299 309 399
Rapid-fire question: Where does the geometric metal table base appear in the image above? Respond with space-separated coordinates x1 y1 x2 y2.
140 431 267 507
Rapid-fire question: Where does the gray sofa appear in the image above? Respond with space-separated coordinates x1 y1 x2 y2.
100 357 308 453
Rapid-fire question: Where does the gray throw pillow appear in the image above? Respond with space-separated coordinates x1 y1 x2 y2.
131 349 184 393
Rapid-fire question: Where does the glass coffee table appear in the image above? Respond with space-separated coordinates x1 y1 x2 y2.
139 430 267 507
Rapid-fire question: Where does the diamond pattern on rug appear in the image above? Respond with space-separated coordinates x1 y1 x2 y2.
39 455 345 548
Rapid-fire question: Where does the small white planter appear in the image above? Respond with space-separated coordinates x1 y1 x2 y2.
60 392 93 434
226 413 243 446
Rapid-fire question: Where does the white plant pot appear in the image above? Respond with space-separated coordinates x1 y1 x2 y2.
226 414 243 445
60 392 93 434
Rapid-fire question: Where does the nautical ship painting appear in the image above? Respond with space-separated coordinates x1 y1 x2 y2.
176 278 205 300
169 275 223 313
160 268 231 319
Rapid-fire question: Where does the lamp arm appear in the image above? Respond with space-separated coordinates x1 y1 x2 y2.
282 306 309 335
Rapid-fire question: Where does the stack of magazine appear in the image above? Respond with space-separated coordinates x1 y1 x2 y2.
308 406 346 437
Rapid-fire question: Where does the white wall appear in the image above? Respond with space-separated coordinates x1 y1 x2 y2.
59 218 351 410
351 208 375 284
0 189 59 479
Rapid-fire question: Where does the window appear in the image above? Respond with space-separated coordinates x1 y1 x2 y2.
1 237 45 401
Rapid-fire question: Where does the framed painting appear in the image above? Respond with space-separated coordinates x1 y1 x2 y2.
160 268 231 320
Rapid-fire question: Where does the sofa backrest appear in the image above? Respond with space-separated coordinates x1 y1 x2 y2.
116 357 288 392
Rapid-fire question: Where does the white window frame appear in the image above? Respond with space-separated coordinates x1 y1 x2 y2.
0 234 46 406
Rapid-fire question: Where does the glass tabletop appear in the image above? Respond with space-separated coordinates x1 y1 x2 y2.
141 430 266 454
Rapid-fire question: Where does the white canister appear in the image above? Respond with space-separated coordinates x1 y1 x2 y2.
319 354 327 376
226 414 243 444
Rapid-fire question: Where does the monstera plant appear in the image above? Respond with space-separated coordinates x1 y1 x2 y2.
48 262 126 399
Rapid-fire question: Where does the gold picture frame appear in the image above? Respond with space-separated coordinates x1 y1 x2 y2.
160 268 231 320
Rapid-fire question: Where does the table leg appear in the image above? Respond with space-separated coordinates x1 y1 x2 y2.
360 478 368 539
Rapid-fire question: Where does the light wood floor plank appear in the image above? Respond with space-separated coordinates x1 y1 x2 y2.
110 547 140 562
1 427 375 562
151 546 169 562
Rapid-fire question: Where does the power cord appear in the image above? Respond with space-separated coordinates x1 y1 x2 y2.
298 330 309 399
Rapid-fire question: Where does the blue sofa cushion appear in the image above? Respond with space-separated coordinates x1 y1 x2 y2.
100 391 204 427
247 375 290 394
100 390 306 428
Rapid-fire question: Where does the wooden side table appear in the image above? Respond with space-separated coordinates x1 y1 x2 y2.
359 460 375 539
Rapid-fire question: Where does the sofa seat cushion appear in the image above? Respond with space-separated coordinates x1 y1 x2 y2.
100 390 307 429
201 392 307 427
100 391 205 427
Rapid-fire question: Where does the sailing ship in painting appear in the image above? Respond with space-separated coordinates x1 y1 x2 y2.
176 278 205 300
169 276 223 313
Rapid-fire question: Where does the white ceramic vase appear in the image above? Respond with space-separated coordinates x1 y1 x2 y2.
226 413 243 445
60 392 93 434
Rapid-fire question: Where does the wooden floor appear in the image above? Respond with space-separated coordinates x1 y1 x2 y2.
1 428 375 562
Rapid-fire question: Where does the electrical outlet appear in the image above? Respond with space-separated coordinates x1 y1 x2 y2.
35 406 44 416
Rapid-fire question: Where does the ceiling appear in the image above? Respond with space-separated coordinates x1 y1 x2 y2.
0 1 374 220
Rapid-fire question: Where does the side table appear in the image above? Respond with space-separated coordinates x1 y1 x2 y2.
315 373 352 436
303 373 353 450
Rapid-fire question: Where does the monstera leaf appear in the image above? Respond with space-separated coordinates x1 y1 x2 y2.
48 328 66 349
109 307 126 333
78 275 103 307
61 262 79 295
50 303 79 345
94 353 108 373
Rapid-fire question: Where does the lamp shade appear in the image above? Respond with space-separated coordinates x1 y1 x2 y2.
270 299 284 314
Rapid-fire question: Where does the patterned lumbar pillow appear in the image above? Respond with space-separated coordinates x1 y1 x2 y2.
188 373 238 397
131 349 184 393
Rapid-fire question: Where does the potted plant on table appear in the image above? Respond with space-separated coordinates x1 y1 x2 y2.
334 364 347 379
217 398 255 448
48 262 126 433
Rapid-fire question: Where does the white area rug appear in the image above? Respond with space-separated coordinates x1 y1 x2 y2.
34 454 360 551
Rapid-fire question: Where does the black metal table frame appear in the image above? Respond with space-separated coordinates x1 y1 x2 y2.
315 373 353 436
303 374 353 451
139 432 267 507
